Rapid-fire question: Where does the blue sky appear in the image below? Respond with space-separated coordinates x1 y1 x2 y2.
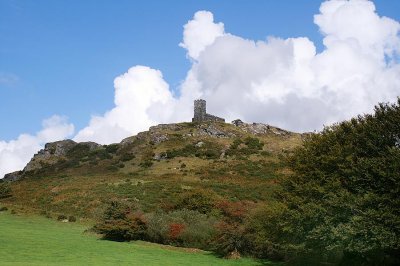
0 0 332 140
1 0 400 177
0 0 323 140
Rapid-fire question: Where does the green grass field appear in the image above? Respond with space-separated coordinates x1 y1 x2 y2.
0 212 270 266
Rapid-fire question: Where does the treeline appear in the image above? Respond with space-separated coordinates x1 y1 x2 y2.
94 99 400 265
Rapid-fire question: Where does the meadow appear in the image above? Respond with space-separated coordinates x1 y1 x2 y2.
0 211 269 266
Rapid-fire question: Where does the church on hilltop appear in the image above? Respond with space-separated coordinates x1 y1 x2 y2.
192 99 225 123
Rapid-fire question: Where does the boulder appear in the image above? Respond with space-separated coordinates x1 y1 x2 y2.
3 171 23 182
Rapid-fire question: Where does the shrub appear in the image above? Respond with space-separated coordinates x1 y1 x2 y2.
0 182 12 199
175 189 217 214
212 221 250 257
140 148 154 168
226 137 263 157
67 143 91 159
68 216 77 222
139 160 153 168
120 153 135 162
57 214 68 221
216 200 255 223
146 209 217 249
93 201 147 241
168 223 185 240
0 206 8 212
105 144 119 154
243 137 263 150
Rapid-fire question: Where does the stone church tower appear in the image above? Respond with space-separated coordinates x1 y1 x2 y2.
192 99 225 122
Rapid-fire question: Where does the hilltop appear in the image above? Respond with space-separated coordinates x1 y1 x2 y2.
1 120 304 217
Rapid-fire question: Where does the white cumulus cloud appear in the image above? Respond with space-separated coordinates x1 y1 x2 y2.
179 10 225 60
177 0 400 131
74 66 176 144
0 115 74 178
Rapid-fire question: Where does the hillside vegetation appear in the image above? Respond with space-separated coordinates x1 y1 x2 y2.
1 121 302 218
0 121 302 262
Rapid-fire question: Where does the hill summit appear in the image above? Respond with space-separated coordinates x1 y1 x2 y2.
1 117 305 217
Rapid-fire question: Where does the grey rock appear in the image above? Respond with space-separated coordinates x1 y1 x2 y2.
24 140 77 172
195 141 205 147
3 171 23 182
43 139 77 156
153 152 167 161
232 119 244 127
235 122 291 136
150 133 169 144
149 124 183 131
199 124 227 138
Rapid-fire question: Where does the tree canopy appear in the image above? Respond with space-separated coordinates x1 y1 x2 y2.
253 98 400 265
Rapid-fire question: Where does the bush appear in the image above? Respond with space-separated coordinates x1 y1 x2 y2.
68 216 77 222
226 137 263 157
0 206 8 212
57 214 68 221
0 182 12 199
175 189 217 214
168 223 185 242
243 137 263 150
105 144 119 154
212 221 250 257
67 143 91 159
146 209 217 249
216 200 255 223
93 201 147 241
120 153 135 162
139 160 153 168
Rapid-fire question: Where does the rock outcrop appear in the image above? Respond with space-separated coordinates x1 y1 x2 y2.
3 171 23 182
231 120 291 136
24 140 77 172
3 139 103 181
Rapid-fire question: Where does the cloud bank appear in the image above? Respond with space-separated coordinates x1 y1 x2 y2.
0 116 74 178
2 0 400 177
75 0 400 144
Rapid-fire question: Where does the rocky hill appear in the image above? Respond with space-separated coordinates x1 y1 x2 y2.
1 120 305 218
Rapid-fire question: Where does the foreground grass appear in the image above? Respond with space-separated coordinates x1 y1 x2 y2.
0 212 269 266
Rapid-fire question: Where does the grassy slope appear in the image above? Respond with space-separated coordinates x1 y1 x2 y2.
0 212 270 266
1 122 302 218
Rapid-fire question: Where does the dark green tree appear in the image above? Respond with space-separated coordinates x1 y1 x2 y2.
250 99 400 265
94 201 147 241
